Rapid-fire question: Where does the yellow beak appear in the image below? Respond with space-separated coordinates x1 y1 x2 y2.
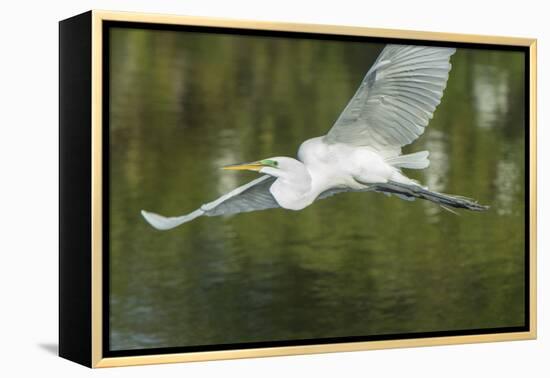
221 161 264 171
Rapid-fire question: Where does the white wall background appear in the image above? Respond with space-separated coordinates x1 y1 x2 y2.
0 0 547 376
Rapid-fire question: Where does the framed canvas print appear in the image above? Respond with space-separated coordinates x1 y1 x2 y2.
59 10 537 368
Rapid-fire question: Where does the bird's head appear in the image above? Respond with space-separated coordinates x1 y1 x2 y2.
222 156 307 179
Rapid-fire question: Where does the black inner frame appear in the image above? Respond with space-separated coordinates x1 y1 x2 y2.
101 20 531 358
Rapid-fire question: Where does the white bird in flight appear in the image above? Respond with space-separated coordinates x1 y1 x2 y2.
142 44 488 230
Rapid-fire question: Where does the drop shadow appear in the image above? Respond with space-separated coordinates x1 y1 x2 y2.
38 343 58 355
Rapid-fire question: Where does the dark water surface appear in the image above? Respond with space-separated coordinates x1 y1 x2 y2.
108 27 526 351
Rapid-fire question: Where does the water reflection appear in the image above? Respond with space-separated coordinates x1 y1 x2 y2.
109 28 526 351
473 64 510 129
494 152 522 216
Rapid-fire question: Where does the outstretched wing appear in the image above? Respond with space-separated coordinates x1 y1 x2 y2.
141 175 279 230
325 44 456 154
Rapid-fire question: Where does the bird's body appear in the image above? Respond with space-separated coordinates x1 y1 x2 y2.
268 137 415 211
141 44 488 231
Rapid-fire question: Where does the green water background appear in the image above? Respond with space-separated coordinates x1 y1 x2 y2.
108 27 526 351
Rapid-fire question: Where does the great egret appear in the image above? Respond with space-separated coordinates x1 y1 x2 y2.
142 44 488 231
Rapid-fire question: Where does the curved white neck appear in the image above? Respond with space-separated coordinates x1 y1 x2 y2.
262 165 317 210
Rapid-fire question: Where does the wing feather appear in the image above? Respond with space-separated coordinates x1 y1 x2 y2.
325 44 456 152
141 175 279 230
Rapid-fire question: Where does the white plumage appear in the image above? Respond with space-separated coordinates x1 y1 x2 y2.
142 44 487 231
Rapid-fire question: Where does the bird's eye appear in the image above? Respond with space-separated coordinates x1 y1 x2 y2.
261 159 278 168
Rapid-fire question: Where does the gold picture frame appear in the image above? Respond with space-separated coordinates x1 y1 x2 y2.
59 10 537 368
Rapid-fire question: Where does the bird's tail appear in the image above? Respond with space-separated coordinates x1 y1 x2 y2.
372 181 489 212
385 150 430 170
